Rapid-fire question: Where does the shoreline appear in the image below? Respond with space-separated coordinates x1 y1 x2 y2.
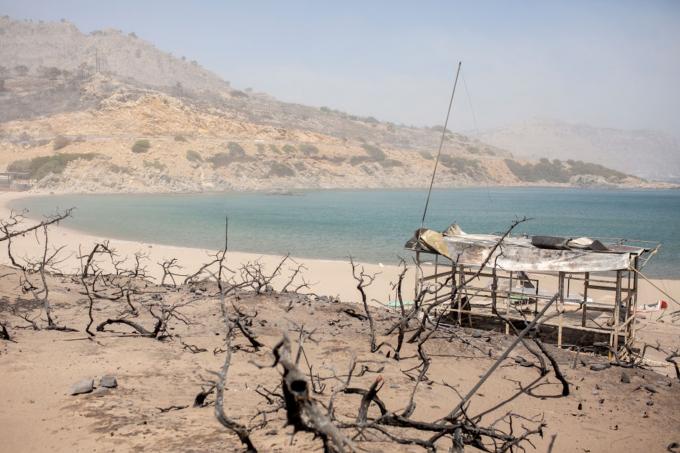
15 182 680 197
1 190 678 303
0 190 412 303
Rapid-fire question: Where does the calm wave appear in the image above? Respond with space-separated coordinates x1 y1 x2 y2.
10 188 680 278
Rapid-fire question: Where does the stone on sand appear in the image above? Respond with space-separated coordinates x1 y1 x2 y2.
70 379 94 395
100 375 118 388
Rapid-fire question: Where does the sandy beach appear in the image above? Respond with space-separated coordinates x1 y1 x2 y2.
0 191 415 304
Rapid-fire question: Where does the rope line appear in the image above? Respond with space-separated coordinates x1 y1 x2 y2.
420 61 462 229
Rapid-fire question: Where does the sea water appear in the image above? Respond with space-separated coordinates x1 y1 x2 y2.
10 188 680 277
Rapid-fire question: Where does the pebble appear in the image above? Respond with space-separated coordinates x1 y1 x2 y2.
620 371 631 383
590 363 611 371
100 375 118 388
70 379 94 395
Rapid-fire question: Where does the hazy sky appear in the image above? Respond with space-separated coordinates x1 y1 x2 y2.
2 1 680 135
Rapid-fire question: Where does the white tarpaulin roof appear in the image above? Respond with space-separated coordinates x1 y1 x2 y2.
410 227 645 273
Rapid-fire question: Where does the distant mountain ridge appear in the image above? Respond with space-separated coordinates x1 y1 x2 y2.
475 119 680 182
0 15 505 154
0 16 229 93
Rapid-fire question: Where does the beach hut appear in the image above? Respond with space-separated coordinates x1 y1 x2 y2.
406 224 659 358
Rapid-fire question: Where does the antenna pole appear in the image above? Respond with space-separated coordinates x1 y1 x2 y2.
420 61 462 229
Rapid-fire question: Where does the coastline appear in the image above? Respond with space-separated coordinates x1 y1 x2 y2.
0 190 412 303
1 190 678 306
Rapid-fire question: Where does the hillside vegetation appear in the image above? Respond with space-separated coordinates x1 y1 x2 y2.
0 16 654 192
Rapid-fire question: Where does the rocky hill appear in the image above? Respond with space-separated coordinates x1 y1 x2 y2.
0 16 228 93
475 119 680 182
0 16 657 192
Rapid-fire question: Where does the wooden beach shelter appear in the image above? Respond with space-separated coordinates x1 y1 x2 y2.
406 224 658 357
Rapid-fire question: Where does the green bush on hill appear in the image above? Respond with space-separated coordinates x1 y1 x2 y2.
227 142 246 158
143 159 166 171
379 159 403 168
267 161 296 177
505 158 628 183
349 155 370 166
207 152 232 168
208 143 254 168
440 155 483 175
52 135 71 150
282 144 297 155
131 139 151 153
566 160 628 180
361 144 386 161
8 153 98 180
186 150 203 163
299 144 319 156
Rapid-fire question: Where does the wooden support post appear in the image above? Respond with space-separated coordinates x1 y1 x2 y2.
581 272 589 327
434 255 439 308
505 271 513 335
611 270 622 359
534 277 540 315
455 265 462 325
414 251 420 301
459 265 470 327
630 257 640 346
566 274 571 299
558 272 564 348
491 267 498 316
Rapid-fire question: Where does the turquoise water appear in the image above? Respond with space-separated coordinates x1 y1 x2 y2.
10 188 680 277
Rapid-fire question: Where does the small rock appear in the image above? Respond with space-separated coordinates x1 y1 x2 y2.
577 402 583 410
471 331 482 338
590 363 611 371
92 387 111 397
620 371 631 383
70 379 94 395
100 375 118 388
643 384 658 394
646 400 654 406
592 390 600 396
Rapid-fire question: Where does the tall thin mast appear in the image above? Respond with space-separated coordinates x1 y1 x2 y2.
420 61 462 229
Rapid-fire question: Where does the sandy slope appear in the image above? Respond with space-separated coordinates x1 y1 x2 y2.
0 271 678 453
